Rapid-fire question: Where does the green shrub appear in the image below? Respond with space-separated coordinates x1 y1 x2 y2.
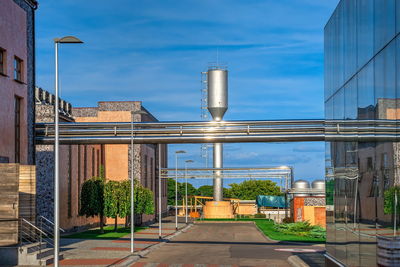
309 226 326 239
282 217 293 223
254 213 266 218
384 186 400 214
273 221 325 239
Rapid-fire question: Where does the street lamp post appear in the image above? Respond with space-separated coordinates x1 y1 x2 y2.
184 160 194 224
53 36 83 267
175 150 186 230
130 109 148 253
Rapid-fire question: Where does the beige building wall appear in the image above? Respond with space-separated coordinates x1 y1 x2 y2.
73 101 168 225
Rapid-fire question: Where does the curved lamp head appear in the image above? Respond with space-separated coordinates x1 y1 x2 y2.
278 165 290 169
185 160 194 163
54 36 84 44
175 150 186 154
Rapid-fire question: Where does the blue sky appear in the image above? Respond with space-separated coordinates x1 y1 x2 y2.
35 0 339 187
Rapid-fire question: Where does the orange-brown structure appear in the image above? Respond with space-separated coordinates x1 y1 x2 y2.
291 196 326 227
203 201 234 219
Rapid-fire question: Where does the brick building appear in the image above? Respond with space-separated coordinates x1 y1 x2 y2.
0 0 38 250
35 88 101 230
73 101 168 225
35 90 168 230
0 0 37 164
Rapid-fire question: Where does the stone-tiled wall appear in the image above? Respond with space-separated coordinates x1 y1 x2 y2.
35 103 100 230
304 197 326 206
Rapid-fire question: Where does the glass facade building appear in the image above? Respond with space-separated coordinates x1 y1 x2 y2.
325 0 400 266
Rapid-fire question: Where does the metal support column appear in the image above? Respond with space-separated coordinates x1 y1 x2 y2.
53 41 60 267
175 154 178 231
130 117 135 253
213 143 223 201
158 145 162 239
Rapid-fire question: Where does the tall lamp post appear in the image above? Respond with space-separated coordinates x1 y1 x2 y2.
184 160 194 224
175 150 186 230
130 109 148 253
53 36 83 267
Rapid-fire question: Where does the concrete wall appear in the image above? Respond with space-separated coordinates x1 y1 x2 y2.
0 0 35 165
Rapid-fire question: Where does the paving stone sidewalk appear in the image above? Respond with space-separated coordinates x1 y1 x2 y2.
56 220 187 266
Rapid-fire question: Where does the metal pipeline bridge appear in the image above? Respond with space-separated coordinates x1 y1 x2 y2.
35 119 400 144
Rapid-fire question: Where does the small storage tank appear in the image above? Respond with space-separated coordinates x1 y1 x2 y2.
311 180 325 197
293 179 310 197
207 68 228 121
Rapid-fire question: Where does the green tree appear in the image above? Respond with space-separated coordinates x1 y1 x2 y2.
79 177 105 233
384 186 400 214
228 180 282 200
135 182 155 215
168 179 198 205
178 182 197 204
119 179 155 226
223 187 232 198
120 180 132 227
104 180 123 231
167 179 177 205
196 185 214 197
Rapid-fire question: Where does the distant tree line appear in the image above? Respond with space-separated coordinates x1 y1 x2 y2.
167 179 282 205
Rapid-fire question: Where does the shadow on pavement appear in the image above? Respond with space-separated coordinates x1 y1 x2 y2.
293 252 325 267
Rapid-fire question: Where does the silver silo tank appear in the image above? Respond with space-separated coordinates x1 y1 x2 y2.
311 180 325 197
207 69 228 122
207 68 228 202
293 179 310 197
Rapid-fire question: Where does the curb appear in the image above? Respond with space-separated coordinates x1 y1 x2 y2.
194 220 254 224
115 224 194 267
287 255 310 267
251 221 278 243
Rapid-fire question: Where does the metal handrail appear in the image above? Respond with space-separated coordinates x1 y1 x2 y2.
21 218 47 236
38 216 66 233
19 218 48 259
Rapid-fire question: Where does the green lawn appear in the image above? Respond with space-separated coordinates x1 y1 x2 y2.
199 218 325 243
63 225 147 239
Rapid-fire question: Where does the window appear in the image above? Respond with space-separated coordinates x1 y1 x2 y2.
14 56 23 82
97 149 100 176
68 146 72 218
14 97 21 163
91 148 95 177
150 158 154 190
144 155 148 187
83 146 87 180
0 48 6 75
367 157 373 171
77 145 81 216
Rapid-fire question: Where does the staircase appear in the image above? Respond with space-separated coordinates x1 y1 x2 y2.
18 216 65 266
18 241 64 266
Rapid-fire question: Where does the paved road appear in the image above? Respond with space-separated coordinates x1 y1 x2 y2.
135 222 324 267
